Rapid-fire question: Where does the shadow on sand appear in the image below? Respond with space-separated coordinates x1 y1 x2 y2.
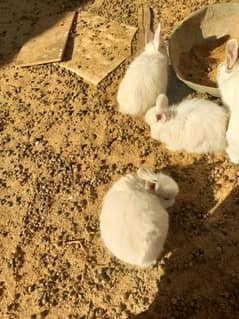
131 159 239 319
0 0 90 66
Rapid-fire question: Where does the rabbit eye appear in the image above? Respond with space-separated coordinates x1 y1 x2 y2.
156 114 162 121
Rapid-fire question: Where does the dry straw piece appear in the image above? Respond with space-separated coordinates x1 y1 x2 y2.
169 2 239 96
179 36 229 87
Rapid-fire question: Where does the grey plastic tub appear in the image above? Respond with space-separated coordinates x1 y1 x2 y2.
169 3 239 97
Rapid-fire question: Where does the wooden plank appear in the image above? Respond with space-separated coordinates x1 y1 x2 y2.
137 6 144 49
60 11 137 85
143 5 152 34
15 11 75 67
137 5 153 50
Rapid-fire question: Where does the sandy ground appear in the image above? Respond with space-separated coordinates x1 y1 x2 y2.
1 0 239 318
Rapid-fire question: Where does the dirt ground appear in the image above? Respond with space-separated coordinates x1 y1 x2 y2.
1 0 239 318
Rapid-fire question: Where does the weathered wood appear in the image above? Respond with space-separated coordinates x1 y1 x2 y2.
60 11 137 85
15 11 75 67
137 5 153 50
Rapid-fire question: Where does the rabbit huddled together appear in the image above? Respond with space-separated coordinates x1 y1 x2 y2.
144 94 228 153
100 168 179 267
100 23 239 267
117 24 168 116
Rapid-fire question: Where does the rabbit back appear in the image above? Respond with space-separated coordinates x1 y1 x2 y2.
217 63 239 111
217 39 239 112
217 55 239 163
100 187 168 267
117 53 168 116
225 102 239 163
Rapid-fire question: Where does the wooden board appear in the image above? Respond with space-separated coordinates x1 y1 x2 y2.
137 5 152 51
15 11 75 67
60 11 137 85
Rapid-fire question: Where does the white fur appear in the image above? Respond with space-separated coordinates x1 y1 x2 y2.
217 39 239 163
117 24 168 116
145 96 228 154
100 168 179 267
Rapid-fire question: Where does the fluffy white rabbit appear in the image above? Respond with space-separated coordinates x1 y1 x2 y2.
217 38 239 163
117 23 168 116
145 94 228 154
100 168 179 267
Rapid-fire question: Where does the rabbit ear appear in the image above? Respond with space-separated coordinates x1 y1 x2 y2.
154 23 161 50
226 39 238 69
160 175 179 196
156 173 179 205
156 94 168 112
137 168 156 182
145 29 154 44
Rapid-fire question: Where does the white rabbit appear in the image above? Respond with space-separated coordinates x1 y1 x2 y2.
217 38 239 163
145 94 228 154
117 23 168 116
100 168 179 268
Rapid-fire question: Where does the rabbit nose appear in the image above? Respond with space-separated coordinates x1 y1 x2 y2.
156 114 162 121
